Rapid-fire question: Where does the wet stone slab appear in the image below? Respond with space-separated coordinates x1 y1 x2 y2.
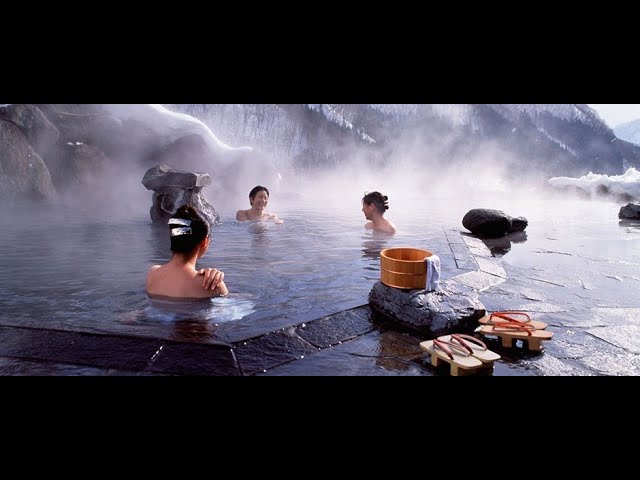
0 326 79 361
261 331 433 376
339 329 427 361
233 328 318 376
475 257 507 278
296 307 374 349
452 271 506 291
54 334 163 371
219 299 368 344
574 350 640 376
589 308 640 327
147 342 239 376
453 257 480 271
437 253 459 280
550 330 622 360
586 325 640 355
462 236 493 257
530 353 595 376
449 242 478 268
0 356 111 376
444 229 466 243
501 285 547 302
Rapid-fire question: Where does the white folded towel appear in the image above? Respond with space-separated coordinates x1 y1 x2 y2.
425 254 441 291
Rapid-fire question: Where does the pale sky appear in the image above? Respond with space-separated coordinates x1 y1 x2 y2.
588 104 640 128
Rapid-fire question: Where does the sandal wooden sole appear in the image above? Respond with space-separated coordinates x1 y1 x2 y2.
437 334 501 364
420 339 486 376
479 325 553 352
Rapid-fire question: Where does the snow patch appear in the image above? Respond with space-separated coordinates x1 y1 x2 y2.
101 104 253 158
548 168 640 199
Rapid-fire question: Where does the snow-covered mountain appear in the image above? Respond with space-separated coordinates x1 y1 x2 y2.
167 104 640 180
614 119 640 146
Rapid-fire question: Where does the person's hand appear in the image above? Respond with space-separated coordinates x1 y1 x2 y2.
198 268 224 290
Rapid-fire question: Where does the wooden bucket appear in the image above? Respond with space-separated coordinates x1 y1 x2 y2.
380 247 432 290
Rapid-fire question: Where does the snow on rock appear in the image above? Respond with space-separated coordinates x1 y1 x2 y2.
102 104 253 162
548 167 640 199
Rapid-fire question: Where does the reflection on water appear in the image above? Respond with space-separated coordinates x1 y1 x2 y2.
480 230 528 257
375 330 425 372
119 295 257 342
619 219 640 231
147 295 256 323
246 220 277 252
361 231 391 263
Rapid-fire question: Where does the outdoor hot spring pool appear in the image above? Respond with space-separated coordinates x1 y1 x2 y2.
0 198 458 344
2 192 639 346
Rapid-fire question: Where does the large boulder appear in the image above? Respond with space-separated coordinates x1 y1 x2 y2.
0 104 59 159
462 208 528 238
368 280 485 337
619 203 640 220
142 164 219 226
43 143 111 190
0 120 56 201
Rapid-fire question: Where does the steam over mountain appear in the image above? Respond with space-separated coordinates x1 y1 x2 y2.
3 103 640 203
168 104 640 180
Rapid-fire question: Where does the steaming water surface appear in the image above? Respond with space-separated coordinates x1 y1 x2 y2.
1 192 639 346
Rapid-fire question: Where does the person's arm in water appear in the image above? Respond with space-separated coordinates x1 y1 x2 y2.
198 268 229 296
236 210 247 221
267 212 284 224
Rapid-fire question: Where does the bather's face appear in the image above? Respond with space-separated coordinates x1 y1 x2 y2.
251 190 269 211
362 202 374 220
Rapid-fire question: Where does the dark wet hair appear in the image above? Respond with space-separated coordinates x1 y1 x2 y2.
169 205 210 254
249 185 270 203
363 191 389 214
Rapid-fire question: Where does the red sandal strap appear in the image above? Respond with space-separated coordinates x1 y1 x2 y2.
490 322 534 336
490 311 531 324
433 339 471 359
451 333 488 352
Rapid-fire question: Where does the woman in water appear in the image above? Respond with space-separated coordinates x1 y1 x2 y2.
146 204 229 299
362 191 396 234
236 185 284 224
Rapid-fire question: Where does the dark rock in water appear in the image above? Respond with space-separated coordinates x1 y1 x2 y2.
142 164 219 226
368 280 485 337
510 216 528 232
462 209 512 238
142 163 211 190
462 208 528 238
619 203 640 220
